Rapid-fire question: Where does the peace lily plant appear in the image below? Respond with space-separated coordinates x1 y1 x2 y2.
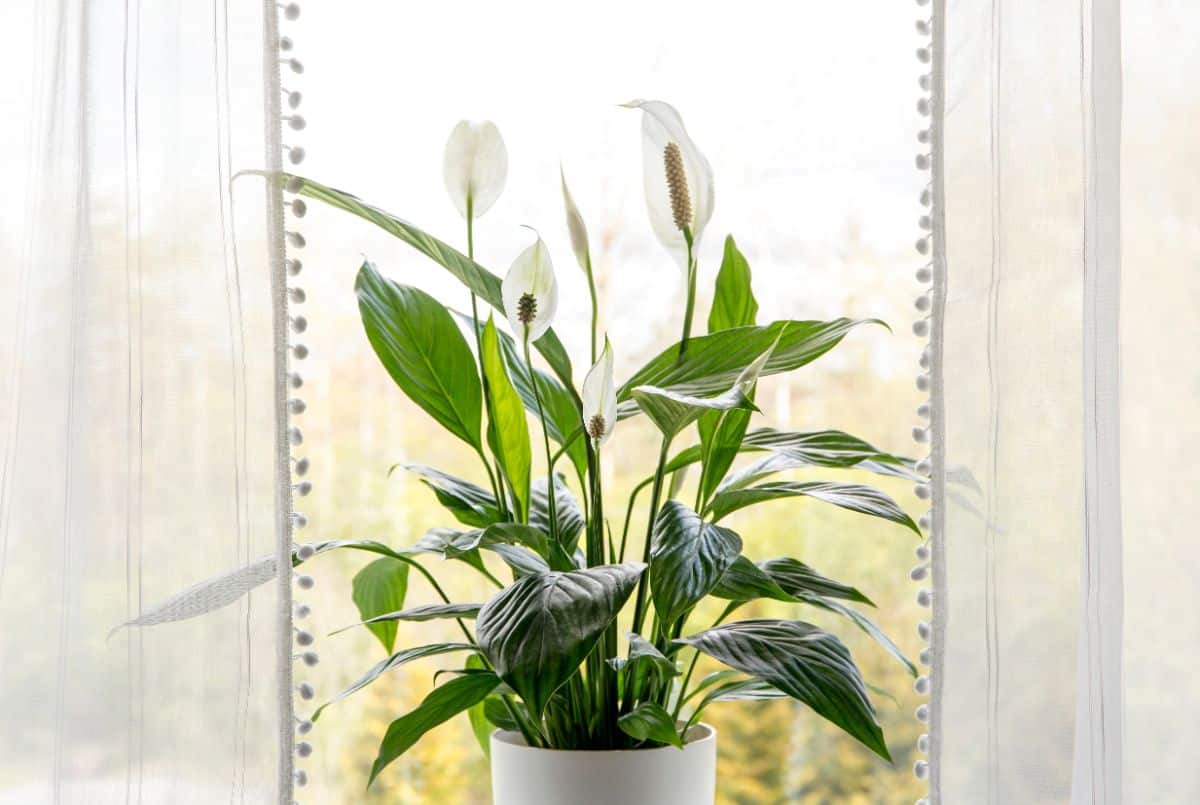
287 100 920 799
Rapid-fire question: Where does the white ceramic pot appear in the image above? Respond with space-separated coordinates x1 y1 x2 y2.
489 724 717 805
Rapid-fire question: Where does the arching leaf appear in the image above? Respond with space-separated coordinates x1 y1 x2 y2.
706 480 919 535
352 557 410 654
649 501 742 627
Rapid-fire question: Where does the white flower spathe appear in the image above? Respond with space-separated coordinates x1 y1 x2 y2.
582 338 617 447
442 119 508 219
622 99 714 267
502 234 559 343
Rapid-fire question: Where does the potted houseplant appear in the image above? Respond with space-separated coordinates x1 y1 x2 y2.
290 100 919 804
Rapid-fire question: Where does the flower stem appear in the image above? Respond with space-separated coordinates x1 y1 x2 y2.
629 436 672 638
677 229 696 359
524 336 559 545
585 253 599 364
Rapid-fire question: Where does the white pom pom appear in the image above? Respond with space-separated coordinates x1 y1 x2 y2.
297 682 314 700
917 128 931 144
296 574 315 590
290 316 307 334
295 769 308 787
295 630 314 646
915 704 930 723
293 511 308 529
918 512 932 530
918 98 932 115
916 543 931 561
288 371 304 388
289 427 304 446
287 231 306 248
286 144 306 163
916 457 932 474
910 564 929 581
920 187 932 206
295 603 312 619
919 647 932 665
918 621 931 641
287 90 303 109
297 741 313 758
916 47 930 63
285 176 304 193
291 198 308 217
919 74 932 91
297 718 313 734
286 258 303 275
289 287 307 304
918 734 930 753
914 759 929 779
916 373 931 391
915 294 931 312
914 675 930 694
916 153 930 170
301 651 319 666
919 215 932 230
916 403 931 419
282 3 301 21
294 480 312 496
286 115 307 131
279 36 294 52
295 457 310 476
912 427 929 444
916 266 933 283
913 319 930 337
915 237 930 255
289 397 307 414
291 343 308 359
914 483 931 499
917 588 933 607
916 19 930 34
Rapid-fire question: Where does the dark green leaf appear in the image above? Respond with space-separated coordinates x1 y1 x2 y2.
294 176 576 390
707 481 919 535
530 476 585 555
465 655 493 758
351 558 410 654
632 384 757 441
617 319 882 418
476 563 645 717
355 262 481 448
676 619 889 761
696 406 754 509
481 317 532 521
487 543 550 577
708 235 758 333
617 702 684 748
405 466 501 528
799 595 917 678
650 501 742 627
312 642 475 721
759 557 874 607
710 555 798 603
369 672 501 785
608 631 679 682
333 602 483 635
483 696 522 732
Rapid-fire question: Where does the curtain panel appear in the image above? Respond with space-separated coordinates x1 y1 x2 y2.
928 0 1200 803
0 1 302 802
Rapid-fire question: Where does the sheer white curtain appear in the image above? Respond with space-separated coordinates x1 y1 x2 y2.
928 0 1200 802
0 1 300 802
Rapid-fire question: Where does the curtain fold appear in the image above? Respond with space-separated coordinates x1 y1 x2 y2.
931 0 1200 802
0 2 296 802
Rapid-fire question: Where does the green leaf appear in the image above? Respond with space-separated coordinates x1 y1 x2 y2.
707 481 919 535
465 655 494 758
351 558 410 654
332 602 483 635
312 642 474 721
617 318 881 419
677 619 890 761
623 631 679 681
759 557 874 607
650 501 742 627
476 563 645 718
530 476 585 556
708 235 758 333
483 696 522 731
617 702 684 749
369 672 501 786
632 384 757 441
404 465 501 528
294 176 576 391
488 543 551 577
355 262 482 448
799 595 917 678
710 555 798 603
696 406 754 509
481 317 532 521
458 312 588 483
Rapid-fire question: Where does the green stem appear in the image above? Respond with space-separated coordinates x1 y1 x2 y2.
671 602 738 732
619 477 652 564
677 229 696 359
585 253 599 365
629 436 672 638
524 336 560 545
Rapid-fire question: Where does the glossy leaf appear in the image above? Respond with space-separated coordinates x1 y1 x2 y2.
617 318 881 418
355 262 482 448
800 595 917 678
632 384 757 441
293 176 576 390
312 642 474 721
650 501 742 627
465 654 494 758
351 557 410 654
709 555 797 604
759 557 874 607
481 317 532 521
707 480 919 535
333 602 483 635
708 235 758 333
617 702 684 748
530 476 585 555
369 672 501 785
476 563 645 717
404 465 501 528
609 631 679 682
677 619 889 761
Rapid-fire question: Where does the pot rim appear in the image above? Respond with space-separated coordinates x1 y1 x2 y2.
491 722 716 754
